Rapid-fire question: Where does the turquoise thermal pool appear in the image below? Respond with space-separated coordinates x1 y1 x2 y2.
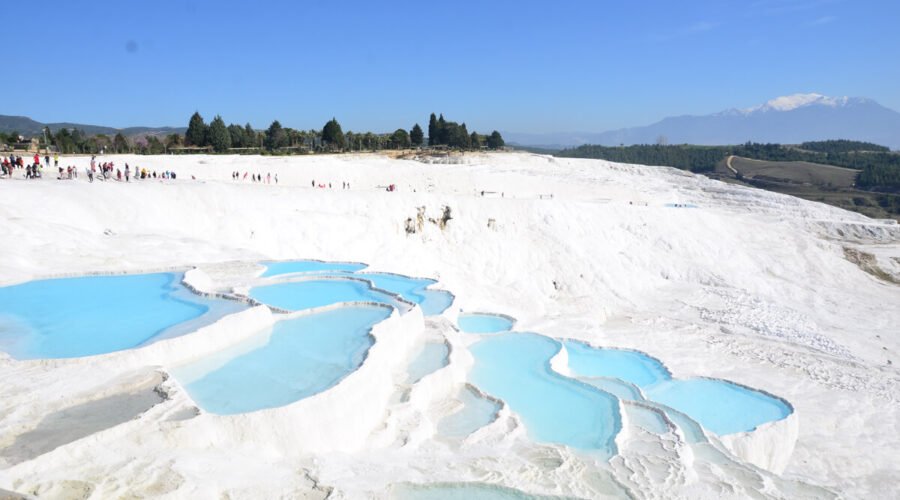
356 273 454 316
457 313 515 334
257 263 454 316
249 278 403 311
173 306 392 415
1 260 791 448
260 260 367 277
643 378 791 435
0 272 240 360
562 340 792 434
417 290 455 316
564 341 670 387
579 377 644 401
469 333 621 454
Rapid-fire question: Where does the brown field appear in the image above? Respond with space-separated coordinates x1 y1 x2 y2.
719 156 858 187
712 156 899 221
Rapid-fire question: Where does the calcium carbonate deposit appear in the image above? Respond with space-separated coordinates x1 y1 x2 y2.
1 152 898 499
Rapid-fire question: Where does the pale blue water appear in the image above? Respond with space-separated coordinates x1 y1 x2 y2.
0 273 236 360
579 376 644 401
406 341 450 384
249 279 400 311
624 405 670 435
260 260 366 277
458 313 514 334
419 290 454 316
174 306 392 415
470 333 620 453
645 378 792 435
562 340 791 435
357 273 454 316
437 385 501 439
564 341 670 387
641 401 707 443
359 273 433 301
392 483 581 500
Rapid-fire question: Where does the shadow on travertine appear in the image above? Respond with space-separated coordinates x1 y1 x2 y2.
0 371 165 466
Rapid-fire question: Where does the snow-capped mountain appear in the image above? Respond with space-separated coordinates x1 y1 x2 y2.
739 93 860 113
506 94 900 150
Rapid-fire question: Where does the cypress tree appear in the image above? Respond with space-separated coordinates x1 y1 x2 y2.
185 111 208 147
244 123 257 148
428 113 438 146
208 115 231 152
265 120 287 151
437 114 447 145
458 123 470 149
228 124 245 148
322 118 345 150
410 123 424 147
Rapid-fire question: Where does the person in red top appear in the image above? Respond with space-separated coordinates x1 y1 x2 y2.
33 153 40 166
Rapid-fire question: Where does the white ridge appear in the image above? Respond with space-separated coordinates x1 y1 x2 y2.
740 92 853 114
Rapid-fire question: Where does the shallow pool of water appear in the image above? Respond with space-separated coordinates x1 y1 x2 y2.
458 313 515 334
0 273 237 359
641 401 707 443
437 385 501 439
391 482 581 500
564 341 669 387
173 306 392 415
624 404 670 435
419 290 455 316
563 340 791 435
644 378 792 435
406 341 450 384
260 260 366 277
249 279 401 311
356 273 454 316
579 376 644 401
470 333 620 453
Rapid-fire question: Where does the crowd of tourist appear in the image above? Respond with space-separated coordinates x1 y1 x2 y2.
0 154 177 183
3 155 360 192
232 171 278 184
310 179 351 189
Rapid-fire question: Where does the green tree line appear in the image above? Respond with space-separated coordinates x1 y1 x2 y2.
799 140 890 154
184 112 504 153
6 112 505 156
427 113 504 150
558 144 727 172
857 165 900 190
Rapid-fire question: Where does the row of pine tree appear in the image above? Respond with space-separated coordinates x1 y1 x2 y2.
184 112 504 153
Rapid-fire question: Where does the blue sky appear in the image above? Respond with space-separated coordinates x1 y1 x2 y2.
4 0 898 133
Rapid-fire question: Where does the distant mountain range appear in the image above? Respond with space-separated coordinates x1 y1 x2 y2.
505 93 900 150
0 114 185 138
